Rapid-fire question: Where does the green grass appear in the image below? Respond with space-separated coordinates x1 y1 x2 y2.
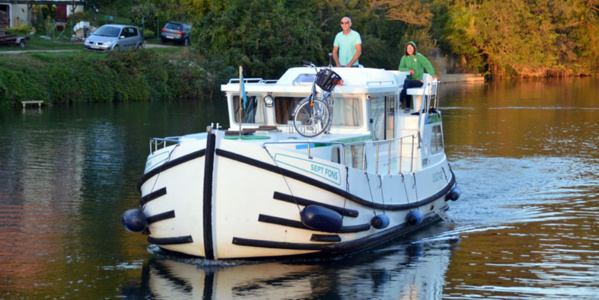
26 36 84 51
0 35 83 52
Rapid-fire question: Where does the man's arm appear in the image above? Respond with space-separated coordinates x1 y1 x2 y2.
332 46 341 67
345 43 362 67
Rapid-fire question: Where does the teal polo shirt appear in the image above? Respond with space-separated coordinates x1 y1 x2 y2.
334 30 361 66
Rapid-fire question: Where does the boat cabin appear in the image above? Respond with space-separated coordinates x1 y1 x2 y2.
220 67 444 174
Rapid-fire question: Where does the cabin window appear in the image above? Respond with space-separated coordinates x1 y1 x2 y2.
370 96 385 140
274 97 305 125
431 125 444 153
233 95 267 124
331 98 362 127
274 96 362 127
385 96 396 140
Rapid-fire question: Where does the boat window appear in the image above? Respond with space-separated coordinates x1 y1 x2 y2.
293 74 315 85
233 95 267 124
274 97 305 125
331 97 362 127
431 124 444 153
385 96 396 140
370 96 385 140
274 96 362 127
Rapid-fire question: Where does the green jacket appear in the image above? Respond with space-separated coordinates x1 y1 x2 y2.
398 41 435 81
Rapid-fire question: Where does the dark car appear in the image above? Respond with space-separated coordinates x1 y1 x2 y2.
160 22 192 46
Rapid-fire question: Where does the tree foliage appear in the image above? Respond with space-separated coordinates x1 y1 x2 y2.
117 0 598 78
195 0 328 78
439 0 599 76
371 0 433 27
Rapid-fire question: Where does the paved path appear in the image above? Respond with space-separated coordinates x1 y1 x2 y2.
0 43 175 54
0 49 79 54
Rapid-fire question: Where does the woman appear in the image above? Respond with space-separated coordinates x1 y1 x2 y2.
398 41 437 113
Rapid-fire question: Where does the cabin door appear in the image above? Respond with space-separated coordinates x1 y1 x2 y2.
370 95 397 140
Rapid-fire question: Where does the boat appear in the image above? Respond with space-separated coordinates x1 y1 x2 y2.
121 65 460 260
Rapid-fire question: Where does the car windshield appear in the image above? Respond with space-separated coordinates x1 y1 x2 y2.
165 23 183 30
94 26 121 37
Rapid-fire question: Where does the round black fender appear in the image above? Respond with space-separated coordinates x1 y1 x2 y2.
446 186 461 201
406 210 424 226
371 214 390 229
121 209 147 232
300 205 342 233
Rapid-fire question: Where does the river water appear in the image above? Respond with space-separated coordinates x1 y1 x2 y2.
0 78 597 299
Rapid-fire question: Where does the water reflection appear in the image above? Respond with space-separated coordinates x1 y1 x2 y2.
442 78 599 159
123 226 455 299
0 100 229 298
0 78 598 299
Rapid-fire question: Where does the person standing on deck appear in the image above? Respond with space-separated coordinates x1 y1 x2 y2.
398 41 437 112
333 17 362 68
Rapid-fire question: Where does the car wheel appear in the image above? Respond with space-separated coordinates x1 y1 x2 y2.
113 45 120 51
18 40 26 48
161 39 167 44
135 43 143 50
183 38 190 47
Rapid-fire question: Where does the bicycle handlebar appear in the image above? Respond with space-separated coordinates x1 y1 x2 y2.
301 60 316 68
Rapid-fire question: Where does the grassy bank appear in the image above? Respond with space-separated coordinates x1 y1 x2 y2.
0 38 235 109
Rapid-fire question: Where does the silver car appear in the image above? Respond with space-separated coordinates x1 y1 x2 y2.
85 24 143 52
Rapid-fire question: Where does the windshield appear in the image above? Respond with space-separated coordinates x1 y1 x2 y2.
94 26 121 37
165 23 183 30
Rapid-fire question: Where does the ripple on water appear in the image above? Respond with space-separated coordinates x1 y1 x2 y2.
442 154 599 299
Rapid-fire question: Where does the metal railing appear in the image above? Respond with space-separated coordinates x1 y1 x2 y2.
262 134 417 175
149 137 181 153
147 133 418 175
346 134 417 174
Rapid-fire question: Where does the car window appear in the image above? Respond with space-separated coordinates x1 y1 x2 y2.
95 26 120 37
124 27 138 37
165 23 183 30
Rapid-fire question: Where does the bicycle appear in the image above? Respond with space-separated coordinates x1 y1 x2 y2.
292 61 343 137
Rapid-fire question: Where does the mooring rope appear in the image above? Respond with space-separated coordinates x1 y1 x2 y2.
378 175 386 214
263 145 301 212
139 143 180 210
401 173 412 212
365 172 377 217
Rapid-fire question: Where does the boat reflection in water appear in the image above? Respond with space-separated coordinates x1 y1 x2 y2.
123 226 456 299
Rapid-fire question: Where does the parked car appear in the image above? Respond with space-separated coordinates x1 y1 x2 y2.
161 22 192 46
84 24 143 52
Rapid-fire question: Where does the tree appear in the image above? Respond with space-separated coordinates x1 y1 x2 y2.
370 0 433 27
195 0 325 78
441 0 599 76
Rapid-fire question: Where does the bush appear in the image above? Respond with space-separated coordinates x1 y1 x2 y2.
0 49 236 108
5 24 27 35
143 29 154 40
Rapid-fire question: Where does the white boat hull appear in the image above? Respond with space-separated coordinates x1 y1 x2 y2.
138 130 455 260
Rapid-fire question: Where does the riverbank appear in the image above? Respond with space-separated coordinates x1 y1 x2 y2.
0 48 235 109
442 74 485 83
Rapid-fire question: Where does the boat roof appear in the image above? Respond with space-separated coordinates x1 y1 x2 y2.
222 67 406 95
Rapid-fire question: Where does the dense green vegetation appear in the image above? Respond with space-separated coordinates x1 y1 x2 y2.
0 0 597 106
143 0 598 78
0 46 234 109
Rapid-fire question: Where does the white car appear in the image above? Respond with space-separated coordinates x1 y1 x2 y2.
85 24 143 52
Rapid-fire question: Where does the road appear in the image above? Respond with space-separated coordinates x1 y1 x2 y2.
0 43 175 54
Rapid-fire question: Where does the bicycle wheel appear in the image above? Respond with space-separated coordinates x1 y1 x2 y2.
293 98 331 137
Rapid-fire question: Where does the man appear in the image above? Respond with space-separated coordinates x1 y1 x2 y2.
333 17 362 68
